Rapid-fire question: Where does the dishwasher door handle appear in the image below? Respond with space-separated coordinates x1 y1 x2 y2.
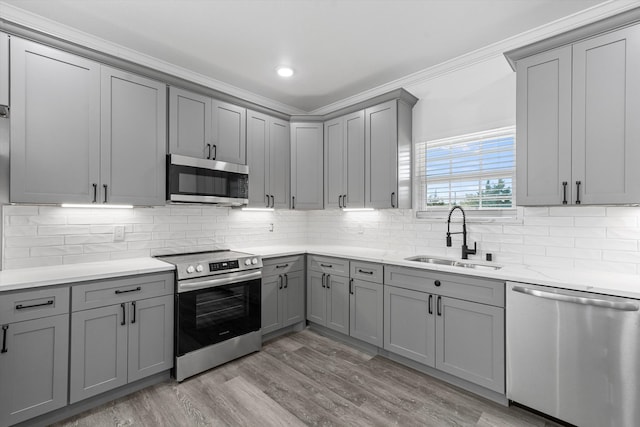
512 285 639 312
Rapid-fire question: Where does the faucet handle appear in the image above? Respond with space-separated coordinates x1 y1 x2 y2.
446 233 452 247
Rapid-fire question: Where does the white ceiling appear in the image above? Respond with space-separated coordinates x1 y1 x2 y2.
1 0 612 112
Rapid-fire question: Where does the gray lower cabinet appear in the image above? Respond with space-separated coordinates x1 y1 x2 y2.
349 278 383 347
0 286 70 427
290 122 323 210
262 256 305 335
70 273 174 404
306 256 349 334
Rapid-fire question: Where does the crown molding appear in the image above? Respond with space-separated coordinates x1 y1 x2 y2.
0 1 306 116
308 0 640 116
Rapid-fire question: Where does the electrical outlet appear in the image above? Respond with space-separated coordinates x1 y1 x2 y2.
269 223 274 232
114 225 125 242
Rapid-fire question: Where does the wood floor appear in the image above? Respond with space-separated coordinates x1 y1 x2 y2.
52 329 560 427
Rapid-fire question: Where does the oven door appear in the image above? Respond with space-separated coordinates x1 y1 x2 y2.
176 272 261 357
167 154 249 205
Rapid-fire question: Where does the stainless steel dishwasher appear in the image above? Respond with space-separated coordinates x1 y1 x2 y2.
507 281 640 427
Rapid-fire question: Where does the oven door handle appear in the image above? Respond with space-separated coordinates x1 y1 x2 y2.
178 270 262 293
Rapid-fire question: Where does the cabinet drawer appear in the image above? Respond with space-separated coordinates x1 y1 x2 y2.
350 261 383 283
385 266 504 307
72 272 174 312
263 255 304 276
0 286 70 324
308 255 349 276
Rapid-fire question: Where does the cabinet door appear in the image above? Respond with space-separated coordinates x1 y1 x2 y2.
515 46 572 206
246 110 269 208
0 315 68 427
344 111 366 209
384 286 435 367
291 122 323 210
282 270 305 327
269 118 290 209
572 25 640 205
0 33 8 108
211 99 246 164
435 297 504 393
168 87 211 158
101 67 167 205
325 274 349 335
261 274 282 334
128 295 174 383
70 304 128 403
306 270 327 325
349 279 383 347
10 37 100 204
365 100 397 209
324 117 344 208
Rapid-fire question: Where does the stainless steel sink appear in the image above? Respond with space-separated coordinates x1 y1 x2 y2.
405 255 502 271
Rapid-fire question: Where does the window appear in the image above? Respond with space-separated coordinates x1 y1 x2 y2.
415 127 515 215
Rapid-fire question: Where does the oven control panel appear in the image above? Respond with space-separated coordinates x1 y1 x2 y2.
209 260 239 272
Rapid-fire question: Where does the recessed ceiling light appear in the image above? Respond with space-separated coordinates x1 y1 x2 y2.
276 66 294 78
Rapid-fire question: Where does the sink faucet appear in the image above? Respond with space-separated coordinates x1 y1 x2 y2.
446 205 477 260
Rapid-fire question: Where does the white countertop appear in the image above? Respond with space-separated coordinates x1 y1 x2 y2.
244 244 640 300
2 245 639 300
0 257 174 292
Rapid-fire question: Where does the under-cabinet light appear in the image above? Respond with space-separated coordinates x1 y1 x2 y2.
241 207 275 212
342 208 375 212
61 203 134 209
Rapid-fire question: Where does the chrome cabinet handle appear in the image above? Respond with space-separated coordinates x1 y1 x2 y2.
338 195 343 208
321 273 326 288
120 303 126 326
1 325 8 353
343 194 347 208
326 274 331 289
292 196 295 209
103 184 108 203
512 286 639 311
349 278 354 295
207 144 212 159
284 274 288 289
428 295 433 315
437 296 442 316
212 144 217 160
575 181 581 205
391 192 396 208
278 275 283 289
131 301 136 324
92 183 98 203
562 181 568 205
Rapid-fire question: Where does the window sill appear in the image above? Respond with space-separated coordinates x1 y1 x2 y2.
415 208 522 223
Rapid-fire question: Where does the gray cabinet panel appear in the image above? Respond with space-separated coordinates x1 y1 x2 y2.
365 100 397 209
572 25 640 204
350 261 383 284
261 274 281 334
291 122 323 210
306 270 326 325
168 87 211 159
0 286 69 324
262 255 305 276
270 118 290 209
211 99 246 164
101 67 167 206
349 279 383 347
10 37 100 204
308 255 349 276
515 46 572 205
282 270 305 326
344 111 365 209
70 304 128 403
436 297 504 393
247 111 269 207
128 295 174 383
383 285 434 366
0 33 8 107
0 314 68 427
326 274 349 334
324 117 343 208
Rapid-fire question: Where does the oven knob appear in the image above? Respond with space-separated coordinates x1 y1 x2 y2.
196 264 204 272
186 265 195 274
251 258 258 265
244 259 252 266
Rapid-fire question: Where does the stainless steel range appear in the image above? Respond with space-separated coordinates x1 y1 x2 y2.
156 250 262 382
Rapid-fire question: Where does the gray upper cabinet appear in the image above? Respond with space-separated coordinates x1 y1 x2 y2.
324 111 365 209
512 22 640 205
515 46 572 206
11 38 166 206
168 87 211 159
0 287 70 427
291 122 323 210
365 99 412 209
169 88 246 164
247 110 290 208
101 67 166 206
0 32 8 109
10 37 101 204
212 99 246 164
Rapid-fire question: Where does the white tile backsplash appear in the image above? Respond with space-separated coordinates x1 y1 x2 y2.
3 204 640 274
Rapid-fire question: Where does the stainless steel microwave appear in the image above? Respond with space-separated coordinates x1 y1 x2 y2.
167 154 249 206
